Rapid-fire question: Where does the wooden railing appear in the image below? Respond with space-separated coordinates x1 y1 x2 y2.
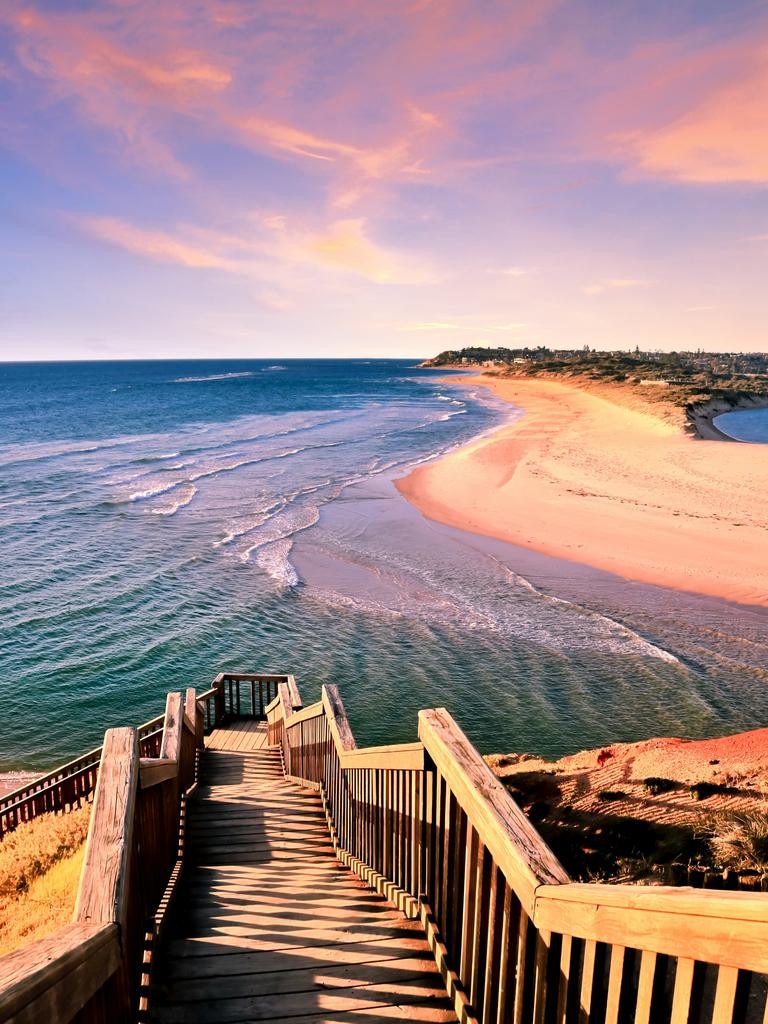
2 671 766 1023
268 681 768 1024
0 716 165 840
0 688 203 1023
0 673 291 841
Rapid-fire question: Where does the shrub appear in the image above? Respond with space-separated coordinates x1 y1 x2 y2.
643 777 677 796
597 791 627 802
707 812 768 870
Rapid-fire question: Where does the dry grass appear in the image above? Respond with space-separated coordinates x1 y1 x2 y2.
0 805 91 955
707 811 768 871
0 846 85 955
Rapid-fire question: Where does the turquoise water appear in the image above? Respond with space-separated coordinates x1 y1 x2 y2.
714 406 768 443
1 360 767 770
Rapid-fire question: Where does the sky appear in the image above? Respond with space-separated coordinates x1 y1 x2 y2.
1 0 767 360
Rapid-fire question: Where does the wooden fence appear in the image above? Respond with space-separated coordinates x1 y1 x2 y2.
0 673 294 841
0 716 164 840
267 681 768 1024
0 672 298 1024
0 687 204 1023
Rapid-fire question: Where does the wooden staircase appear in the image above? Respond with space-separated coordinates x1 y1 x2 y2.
1 672 767 1024
152 726 455 1022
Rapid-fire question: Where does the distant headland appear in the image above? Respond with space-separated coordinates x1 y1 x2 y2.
419 345 768 439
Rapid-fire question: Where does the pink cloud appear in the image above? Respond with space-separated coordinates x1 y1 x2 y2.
79 216 237 269
616 56 768 184
75 211 434 287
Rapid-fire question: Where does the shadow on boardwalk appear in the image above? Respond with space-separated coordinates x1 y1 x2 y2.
150 731 455 1023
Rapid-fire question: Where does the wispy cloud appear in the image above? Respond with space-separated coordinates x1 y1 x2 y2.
609 43 768 185
75 212 433 288
582 278 649 296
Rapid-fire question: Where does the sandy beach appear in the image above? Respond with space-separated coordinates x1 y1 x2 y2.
397 375 768 607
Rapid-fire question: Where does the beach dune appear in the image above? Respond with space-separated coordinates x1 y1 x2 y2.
397 375 768 607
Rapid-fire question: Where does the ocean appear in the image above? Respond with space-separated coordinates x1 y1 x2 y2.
714 406 768 443
1 360 767 770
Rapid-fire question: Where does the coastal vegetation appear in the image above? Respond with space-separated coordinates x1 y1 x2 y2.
0 804 90 955
423 345 768 413
489 733 768 886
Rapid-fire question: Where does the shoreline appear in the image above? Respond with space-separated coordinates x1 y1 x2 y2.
397 374 768 607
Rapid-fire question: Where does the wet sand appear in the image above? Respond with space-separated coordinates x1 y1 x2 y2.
397 375 768 607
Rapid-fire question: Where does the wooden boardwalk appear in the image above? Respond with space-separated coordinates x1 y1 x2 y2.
151 722 456 1023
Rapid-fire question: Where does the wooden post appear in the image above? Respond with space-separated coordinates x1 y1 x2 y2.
74 727 139 928
213 675 225 726
184 688 203 751
160 692 184 763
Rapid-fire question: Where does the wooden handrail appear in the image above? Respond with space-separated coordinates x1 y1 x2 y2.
339 741 424 771
0 713 166 840
139 758 178 789
0 923 119 1023
284 700 324 727
419 707 569 908
75 728 139 929
268 680 768 1024
0 685 206 1024
533 883 768 974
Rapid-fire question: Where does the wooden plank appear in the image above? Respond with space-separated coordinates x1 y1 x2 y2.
556 934 573 1024
537 882 768 923
0 923 119 1024
160 692 184 763
670 957 695 1024
322 685 357 754
75 727 139 927
153 981 455 1024
286 704 327 729
532 928 552 1023
712 965 739 1024
579 939 598 1024
418 709 569 914
604 945 625 1024
286 674 303 709
493 881 513 1024
139 758 178 789
160 956 442 1001
535 885 768 973
634 950 657 1024
512 909 529 1024
162 939 431 981
340 743 425 772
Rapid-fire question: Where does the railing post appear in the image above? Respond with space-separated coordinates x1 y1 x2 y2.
214 675 225 726
74 727 140 1021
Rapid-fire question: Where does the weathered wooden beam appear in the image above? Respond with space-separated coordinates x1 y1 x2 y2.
0 923 119 1024
418 708 569 915
264 693 281 715
339 742 425 771
285 674 303 709
534 883 768 974
218 672 293 682
159 692 183 763
138 758 178 789
283 700 324 728
322 685 357 754
74 727 139 929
